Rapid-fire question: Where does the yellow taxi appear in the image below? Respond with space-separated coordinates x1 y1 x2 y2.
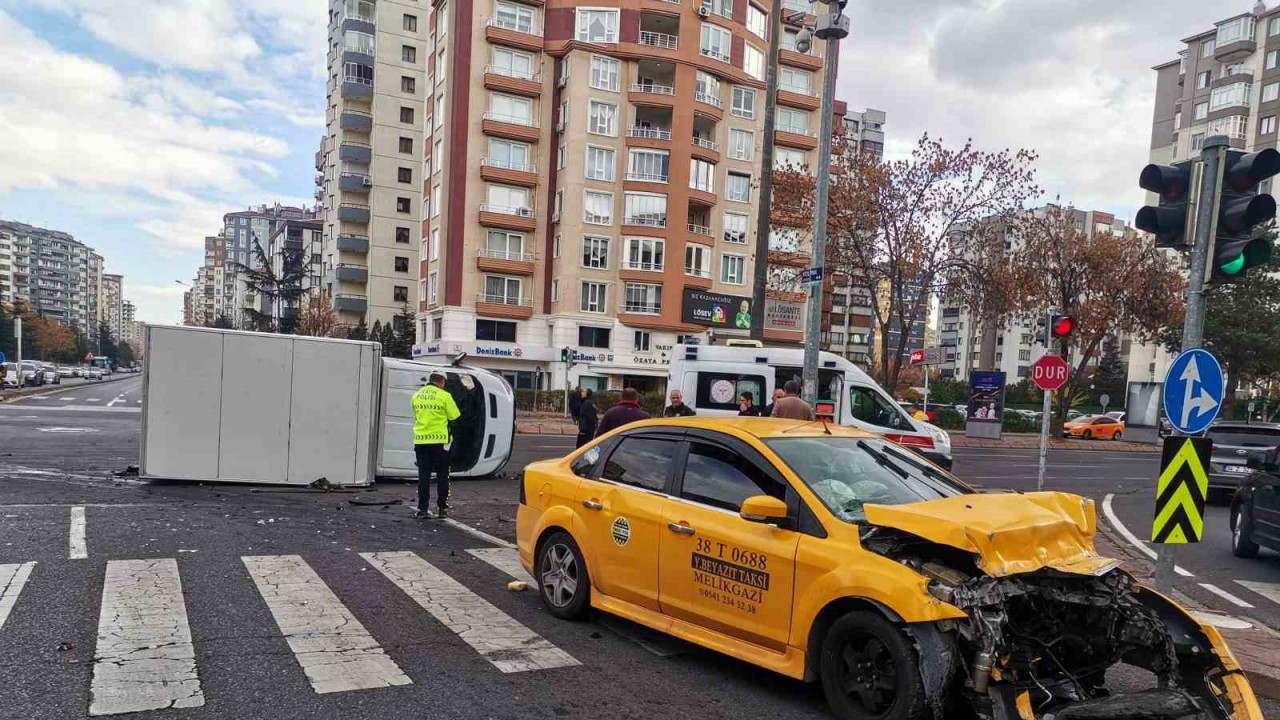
516 417 1261 720
1063 414 1125 440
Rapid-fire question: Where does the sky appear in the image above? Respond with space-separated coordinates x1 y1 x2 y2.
0 0 1233 323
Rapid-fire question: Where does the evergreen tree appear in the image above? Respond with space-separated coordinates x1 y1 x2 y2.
1092 335 1126 405
345 321 369 341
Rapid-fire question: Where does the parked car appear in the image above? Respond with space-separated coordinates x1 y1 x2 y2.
1106 411 1126 423
1063 414 1125 440
1 362 19 388
19 361 44 386
57 366 75 378
40 363 60 385
85 367 104 380
1206 422 1280 496
1231 447 1280 558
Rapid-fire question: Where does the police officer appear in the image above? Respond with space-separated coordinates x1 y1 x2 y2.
412 372 461 519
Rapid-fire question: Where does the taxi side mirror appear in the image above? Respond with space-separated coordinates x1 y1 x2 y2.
739 495 788 524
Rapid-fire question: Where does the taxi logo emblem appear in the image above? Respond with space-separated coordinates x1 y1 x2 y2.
611 517 631 546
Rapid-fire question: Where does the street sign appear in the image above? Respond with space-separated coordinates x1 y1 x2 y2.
1030 355 1069 391
801 267 824 287
1100 393 1111 412
1162 349 1224 435
908 349 925 366
0 351 5 365
908 347 941 366
1152 436 1211 544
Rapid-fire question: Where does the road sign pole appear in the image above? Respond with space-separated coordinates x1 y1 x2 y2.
1037 312 1053 492
14 317 22 388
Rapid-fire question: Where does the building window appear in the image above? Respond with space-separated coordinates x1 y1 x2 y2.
1193 102 1208 121
723 212 748 243
690 158 715 193
588 100 617 136
747 4 767 39
708 0 732 20
489 138 532 171
575 9 618 42
430 228 440 259
437 47 447 78
491 47 536 80
695 71 721 107
623 283 662 314
493 1 536 32
396 227 411 244
580 282 608 314
731 87 756 119
1196 71 1210 90
486 230 525 259
490 92 533 124
432 317 443 339
400 106 415 124
1263 116 1277 135
553 234 562 257
777 107 809 135
557 145 567 169
554 189 563 218
344 30 376 55
1210 83 1251 111
725 172 751 203
583 236 609 268
634 330 651 352
625 237 665 271
720 254 746 284
483 275 523 305
590 56 620 91
486 184 530 213
685 244 711 277
1271 17 1280 36
1173 111 1182 131
699 24 731 63
779 67 811 95
627 148 670 182
1269 51 1279 70
1264 83 1280 103
551 279 560 302
395 256 410 273
624 192 667 227
579 325 611 348
1201 39 1215 58
434 140 443 173
402 45 417 63
1206 114 1249 140
394 286 409 302
728 129 754 161
402 76 416 93
398 167 413 184
775 147 805 170
476 319 517 342
743 44 764 81
585 145 617 181
1215 17 1253 47
404 14 418 31
428 272 438 304
399 137 413 154
584 191 614 225
396 197 411 213
435 95 445 127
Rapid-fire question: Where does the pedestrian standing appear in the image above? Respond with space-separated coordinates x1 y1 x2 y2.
662 389 696 417
596 387 651 437
763 388 786 418
771 381 815 421
412 372 461 519
568 385 584 421
738 391 762 417
576 389 598 448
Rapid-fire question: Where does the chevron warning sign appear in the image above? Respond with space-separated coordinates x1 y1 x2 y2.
1151 436 1211 544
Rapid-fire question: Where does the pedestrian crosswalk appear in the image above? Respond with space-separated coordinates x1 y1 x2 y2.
0 548 575 716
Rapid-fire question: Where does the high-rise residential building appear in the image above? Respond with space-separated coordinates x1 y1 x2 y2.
320 0 427 331
840 107 885 160
412 0 837 391
121 301 138 347
87 252 104 341
0 220 102 333
259 217 325 328
823 273 875 367
183 290 194 326
101 273 124 341
221 205 318 328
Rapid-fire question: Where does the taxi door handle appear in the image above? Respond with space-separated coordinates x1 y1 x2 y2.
582 500 603 511
667 522 696 536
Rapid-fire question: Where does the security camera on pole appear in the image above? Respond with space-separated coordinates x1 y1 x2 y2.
798 0 848 404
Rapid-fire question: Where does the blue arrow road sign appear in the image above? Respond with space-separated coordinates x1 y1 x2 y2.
0 351 5 365
1162 349 1224 436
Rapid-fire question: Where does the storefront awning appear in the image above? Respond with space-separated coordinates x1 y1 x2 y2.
582 364 669 378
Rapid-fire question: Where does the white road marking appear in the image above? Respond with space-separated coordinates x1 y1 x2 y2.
89 559 203 716
1199 583 1255 608
363 551 578 673
60 397 75 401
242 555 410 694
0 562 36 632
1100 494 1193 577
86 398 101 402
442 517 516 549
106 395 126 407
1236 580 1280 606
466 547 531 581
69 506 87 559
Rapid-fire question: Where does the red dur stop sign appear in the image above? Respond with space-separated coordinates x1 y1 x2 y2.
1031 355 1069 391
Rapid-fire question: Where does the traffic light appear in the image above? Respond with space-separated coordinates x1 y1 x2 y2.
1136 160 1194 248
561 347 575 369
1211 149 1280 283
1035 315 1075 346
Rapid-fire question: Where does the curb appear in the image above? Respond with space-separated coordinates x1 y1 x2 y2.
0 374 136 404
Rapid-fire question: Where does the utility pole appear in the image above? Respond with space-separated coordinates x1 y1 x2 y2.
14 317 22 388
748 0 786 342
799 2 846 403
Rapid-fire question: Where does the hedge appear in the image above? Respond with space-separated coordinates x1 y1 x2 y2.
514 389 666 416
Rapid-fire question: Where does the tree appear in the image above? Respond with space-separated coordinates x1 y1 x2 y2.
296 291 338 338
211 315 235 330
98 322 119 361
117 341 136 367
233 234 310 333
345 321 369 341
382 304 416 359
31 315 75 361
1092 335 1127 406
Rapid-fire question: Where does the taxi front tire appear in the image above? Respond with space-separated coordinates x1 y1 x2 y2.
536 530 592 620
820 612 928 720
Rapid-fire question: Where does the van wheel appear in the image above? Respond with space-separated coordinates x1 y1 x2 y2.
821 611 928 720
1233 506 1261 559
537 531 591 620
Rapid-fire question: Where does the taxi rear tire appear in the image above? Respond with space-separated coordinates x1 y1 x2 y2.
537 530 591 620
820 611 928 720
1082 430 1092 440
1113 430 1122 441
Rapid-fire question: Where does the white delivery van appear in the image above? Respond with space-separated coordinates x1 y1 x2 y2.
667 344 952 469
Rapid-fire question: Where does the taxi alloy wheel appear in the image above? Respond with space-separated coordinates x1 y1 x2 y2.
1232 506 1261 559
1082 430 1092 440
1113 430 1122 441
821 612 927 720
538 531 591 620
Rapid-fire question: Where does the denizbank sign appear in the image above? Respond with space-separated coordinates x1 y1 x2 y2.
681 289 754 329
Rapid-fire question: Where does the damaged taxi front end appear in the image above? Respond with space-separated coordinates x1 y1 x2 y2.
860 493 1263 720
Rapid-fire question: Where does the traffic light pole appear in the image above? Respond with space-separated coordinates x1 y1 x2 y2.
1037 311 1052 492
1154 135 1227 593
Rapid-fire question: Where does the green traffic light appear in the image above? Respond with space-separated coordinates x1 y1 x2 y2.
1220 254 1246 275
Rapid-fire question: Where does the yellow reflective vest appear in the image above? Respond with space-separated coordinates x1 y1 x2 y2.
412 384 461 445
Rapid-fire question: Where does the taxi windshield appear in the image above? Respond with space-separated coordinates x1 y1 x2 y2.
763 437 971 523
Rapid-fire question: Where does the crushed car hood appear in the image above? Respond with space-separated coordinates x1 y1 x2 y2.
863 491 1121 578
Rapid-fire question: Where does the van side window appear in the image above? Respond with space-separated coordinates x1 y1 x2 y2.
695 373 765 411
849 386 912 430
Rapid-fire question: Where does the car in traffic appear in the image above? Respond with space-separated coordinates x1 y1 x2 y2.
1 362 19 388
1232 448 1280 559
57 366 75 379
517 417 1263 720
1063 414 1124 440
85 367 104 380
1207 422 1280 496
19 361 44 386
40 363 60 385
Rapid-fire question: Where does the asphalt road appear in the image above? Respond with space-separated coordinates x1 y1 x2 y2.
1 403 1277 719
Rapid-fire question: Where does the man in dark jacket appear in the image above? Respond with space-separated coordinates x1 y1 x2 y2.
771 380 815 421
738 391 762 416
568 385 583 421
662 389 696 417
596 387 650 437
576 389 598 448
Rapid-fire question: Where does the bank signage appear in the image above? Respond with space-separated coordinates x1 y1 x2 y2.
765 299 805 332
682 289 754 329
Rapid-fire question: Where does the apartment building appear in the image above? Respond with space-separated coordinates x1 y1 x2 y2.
121 301 137 347
320 0 427 331
0 220 103 333
413 0 836 390
938 207 1133 382
259 217 325 328
823 273 875 366
840 107 885 160
101 273 124 342
221 205 318 327
87 252 103 341
189 237 227 327
1134 5 1277 384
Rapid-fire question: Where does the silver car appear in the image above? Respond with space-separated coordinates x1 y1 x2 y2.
1207 422 1280 495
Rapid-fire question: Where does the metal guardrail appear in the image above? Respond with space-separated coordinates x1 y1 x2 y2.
627 127 673 140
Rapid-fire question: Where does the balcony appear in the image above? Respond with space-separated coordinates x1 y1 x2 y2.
690 135 721 163
629 83 676 107
339 140 372 163
336 234 369 254
621 301 662 315
340 13 375 36
687 222 713 238
683 266 713 289
485 17 544 53
335 263 369 283
338 202 371 223
623 215 668 230
627 126 673 141
334 293 368 313
484 65 543 97
481 112 541 142
775 127 819 150
688 186 717 206
476 248 536 275
625 170 669 184
476 293 534 319
777 87 821 111
338 110 372 134
480 157 539 187
339 172 372 192
779 49 823 71
694 90 724 121
638 31 678 50
1215 19 1256 62
479 204 537 231
341 75 374 99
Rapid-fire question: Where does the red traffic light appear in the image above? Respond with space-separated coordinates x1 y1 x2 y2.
1051 315 1075 339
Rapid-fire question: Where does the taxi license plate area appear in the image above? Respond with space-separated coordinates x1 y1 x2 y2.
1221 464 1251 474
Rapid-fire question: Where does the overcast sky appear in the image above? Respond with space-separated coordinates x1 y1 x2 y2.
0 0 1237 322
